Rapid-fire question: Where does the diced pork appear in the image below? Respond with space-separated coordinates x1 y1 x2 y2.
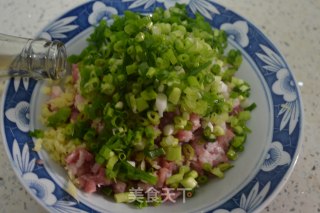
217 128 235 151
70 109 79 122
65 148 93 165
74 94 86 111
159 112 177 130
176 130 193 143
72 64 80 83
199 142 228 167
156 168 171 188
137 182 153 192
190 113 201 131
112 181 127 194
82 179 96 194
50 85 63 99
160 158 178 173
191 140 228 167
65 148 111 193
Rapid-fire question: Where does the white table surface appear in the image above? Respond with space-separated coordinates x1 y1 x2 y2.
0 0 319 212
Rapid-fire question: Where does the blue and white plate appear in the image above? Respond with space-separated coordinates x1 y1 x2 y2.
1 1 303 212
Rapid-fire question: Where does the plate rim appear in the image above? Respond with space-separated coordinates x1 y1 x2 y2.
0 1 304 212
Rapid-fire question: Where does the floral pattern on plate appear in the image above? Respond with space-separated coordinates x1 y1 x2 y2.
257 44 300 134
261 141 291 172
220 21 249 48
123 0 220 19
88 1 118 25
5 101 30 132
39 16 78 41
213 182 271 213
11 139 82 213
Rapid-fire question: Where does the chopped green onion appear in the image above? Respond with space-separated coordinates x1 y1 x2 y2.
100 187 113 196
174 116 188 129
202 163 212 172
141 88 157 101
227 148 238 160
127 93 137 113
95 154 105 164
178 53 189 63
238 111 251 121
145 148 166 159
83 128 96 141
160 135 179 147
118 153 127 161
244 103 257 111
166 173 184 185
114 192 136 203
99 146 114 159
233 125 243 135
133 131 146 151
185 170 198 179
187 76 200 88
106 155 118 170
165 146 182 161
146 67 156 78
47 107 71 128
135 32 145 42
179 165 190 175
164 49 177 65
213 125 225 136
150 196 162 207
163 124 175 136
133 197 148 208
180 177 198 189
29 129 44 138
144 125 156 139
101 74 115 95
135 97 149 112
218 162 234 172
115 101 124 109
155 93 167 117
231 135 246 148
197 175 208 184
147 111 160 125
211 167 224 178
121 161 157 185
203 127 216 141
182 144 195 160
168 87 181 105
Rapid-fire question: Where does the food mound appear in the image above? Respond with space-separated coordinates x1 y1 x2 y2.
32 4 255 208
